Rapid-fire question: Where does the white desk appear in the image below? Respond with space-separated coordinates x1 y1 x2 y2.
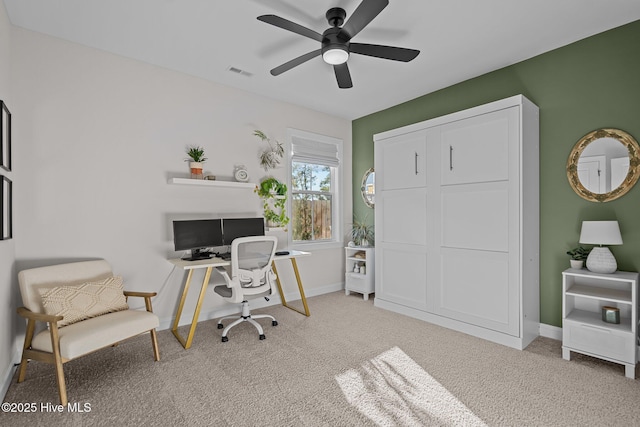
168 250 311 349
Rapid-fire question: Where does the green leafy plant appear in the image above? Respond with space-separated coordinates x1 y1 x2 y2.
255 177 289 227
254 130 284 171
185 146 207 163
567 246 591 261
349 216 374 247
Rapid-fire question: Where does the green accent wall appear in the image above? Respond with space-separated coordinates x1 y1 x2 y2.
352 20 640 327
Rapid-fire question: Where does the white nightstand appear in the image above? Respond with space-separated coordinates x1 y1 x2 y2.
562 268 639 378
345 247 375 300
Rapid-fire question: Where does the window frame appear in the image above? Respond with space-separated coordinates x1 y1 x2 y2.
286 128 343 250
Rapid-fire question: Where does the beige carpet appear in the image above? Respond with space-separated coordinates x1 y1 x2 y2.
2 291 640 426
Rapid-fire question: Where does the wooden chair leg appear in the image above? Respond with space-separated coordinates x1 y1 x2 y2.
144 296 160 361
17 319 36 383
49 324 68 406
150 329 160 361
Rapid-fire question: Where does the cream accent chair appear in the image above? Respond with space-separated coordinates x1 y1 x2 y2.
214 236 279 342
16 260 160 405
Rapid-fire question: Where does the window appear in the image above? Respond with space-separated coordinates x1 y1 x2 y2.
288 129 342 245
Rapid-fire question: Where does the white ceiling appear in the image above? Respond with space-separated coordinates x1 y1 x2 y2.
4 0 640 120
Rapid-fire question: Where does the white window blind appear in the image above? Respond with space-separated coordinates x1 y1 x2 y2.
291 137 340 167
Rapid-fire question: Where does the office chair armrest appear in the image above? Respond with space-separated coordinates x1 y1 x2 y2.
17 306 63 323
215 266 232 285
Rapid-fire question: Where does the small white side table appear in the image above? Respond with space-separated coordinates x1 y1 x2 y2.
345 247 375 300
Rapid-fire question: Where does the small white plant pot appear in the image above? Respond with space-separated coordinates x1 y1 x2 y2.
189 161 203 179
570 259 584 269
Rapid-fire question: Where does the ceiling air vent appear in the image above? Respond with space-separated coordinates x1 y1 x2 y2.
227 66 253 77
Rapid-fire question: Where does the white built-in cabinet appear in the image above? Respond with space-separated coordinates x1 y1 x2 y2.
374 95 540 350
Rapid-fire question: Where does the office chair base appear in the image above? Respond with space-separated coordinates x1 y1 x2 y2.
217 302 278 342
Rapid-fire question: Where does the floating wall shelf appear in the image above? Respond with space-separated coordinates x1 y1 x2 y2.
168 177 256 189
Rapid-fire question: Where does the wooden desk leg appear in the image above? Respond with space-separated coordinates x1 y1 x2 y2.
171 267 213 349
272 258 310 317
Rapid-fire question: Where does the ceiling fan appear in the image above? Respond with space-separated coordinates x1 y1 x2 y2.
257 0 420 89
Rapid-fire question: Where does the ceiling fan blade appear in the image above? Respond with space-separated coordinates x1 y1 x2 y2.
271 49 322 76
341 0 389 39
350 43 420 62
334 63 353 89
257 15 323 42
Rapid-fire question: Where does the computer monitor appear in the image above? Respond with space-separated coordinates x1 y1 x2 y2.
172 219 223 260
222 217 265 245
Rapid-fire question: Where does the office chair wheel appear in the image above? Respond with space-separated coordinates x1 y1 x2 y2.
259 334 266 340
217 323 224 329
272 320 278 326
221 336 229 342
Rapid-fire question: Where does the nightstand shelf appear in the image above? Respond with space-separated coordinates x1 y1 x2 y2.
562 268 639 378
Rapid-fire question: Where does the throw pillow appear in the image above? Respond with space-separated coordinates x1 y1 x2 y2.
39 276 129 327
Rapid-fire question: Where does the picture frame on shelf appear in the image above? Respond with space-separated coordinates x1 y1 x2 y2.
1 175 11 240
1 100 10 172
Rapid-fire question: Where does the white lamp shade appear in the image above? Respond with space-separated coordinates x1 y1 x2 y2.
579 221 623 245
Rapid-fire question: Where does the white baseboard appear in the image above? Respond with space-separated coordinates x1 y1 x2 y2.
158 281 344 331
539 323 562 341
1 347 21 403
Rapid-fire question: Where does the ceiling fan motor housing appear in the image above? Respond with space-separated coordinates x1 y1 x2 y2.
322 27 350 56
322 7 350 62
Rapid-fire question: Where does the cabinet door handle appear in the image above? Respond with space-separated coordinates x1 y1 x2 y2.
414 151 418 175
449 145 453 171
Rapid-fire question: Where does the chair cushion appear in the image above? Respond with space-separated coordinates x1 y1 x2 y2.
31 309 159 360
213 285 270 300
39 276 129 327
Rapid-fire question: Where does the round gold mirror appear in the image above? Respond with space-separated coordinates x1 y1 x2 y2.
361 168 375 208
567 128 640 202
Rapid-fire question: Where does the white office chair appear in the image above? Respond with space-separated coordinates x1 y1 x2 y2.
213 235 279 342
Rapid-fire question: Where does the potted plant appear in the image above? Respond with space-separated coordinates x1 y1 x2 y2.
567 246 590 269
254 130 284 171
185 146 207 179
255 177 289 228
348 216 375 247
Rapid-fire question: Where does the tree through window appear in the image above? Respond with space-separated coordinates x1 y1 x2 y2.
288 129 342 244
291 162 333 241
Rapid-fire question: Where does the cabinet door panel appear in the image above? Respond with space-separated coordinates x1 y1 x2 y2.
377 245 428 311
378 131 427 190
435 248 518 335
378 189 427 245
441 107 517 185
441 182 508 252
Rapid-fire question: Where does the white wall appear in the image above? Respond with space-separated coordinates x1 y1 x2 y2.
8 27 351 343
0 1 18 399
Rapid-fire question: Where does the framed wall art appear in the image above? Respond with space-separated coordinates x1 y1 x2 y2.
1 100 10 172
1 175 11 240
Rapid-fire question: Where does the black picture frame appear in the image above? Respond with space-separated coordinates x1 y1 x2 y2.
1 100 10 172
1 175 12 240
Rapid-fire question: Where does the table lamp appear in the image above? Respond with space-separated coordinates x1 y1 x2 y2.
579 221 623 274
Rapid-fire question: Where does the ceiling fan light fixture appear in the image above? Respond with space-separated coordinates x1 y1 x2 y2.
322 47 349 65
